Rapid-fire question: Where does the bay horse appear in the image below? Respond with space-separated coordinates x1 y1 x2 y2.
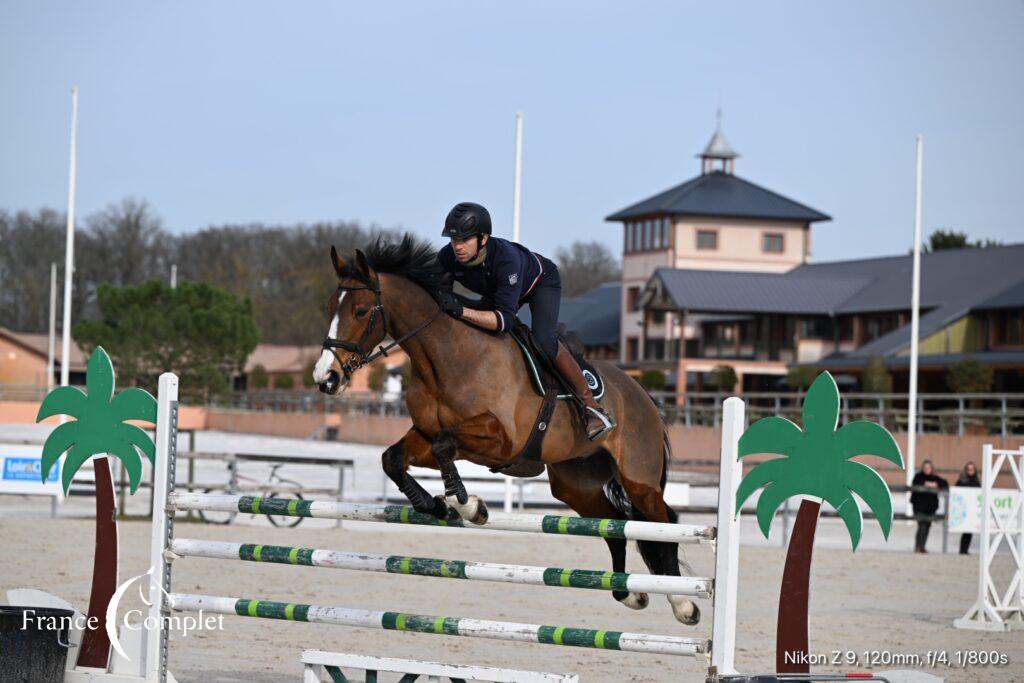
311 235 699 625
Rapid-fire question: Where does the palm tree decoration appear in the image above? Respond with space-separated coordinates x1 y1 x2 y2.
36 346 157 669
735 371 902 674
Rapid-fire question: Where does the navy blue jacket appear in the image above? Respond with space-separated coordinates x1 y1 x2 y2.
438 237 545 333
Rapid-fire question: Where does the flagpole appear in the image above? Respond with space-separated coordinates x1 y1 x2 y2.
47 263 57 391
907 134 923 510
60 85 79 389
512 112 523 243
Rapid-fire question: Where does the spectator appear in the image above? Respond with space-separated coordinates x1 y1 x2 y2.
911 459 948 554
956 461 981 555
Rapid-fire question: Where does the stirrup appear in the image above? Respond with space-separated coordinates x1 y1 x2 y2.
585 406 616 441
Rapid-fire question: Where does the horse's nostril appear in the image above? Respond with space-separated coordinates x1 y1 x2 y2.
318 369 342 395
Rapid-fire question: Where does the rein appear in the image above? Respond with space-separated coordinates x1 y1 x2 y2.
322 274 442 380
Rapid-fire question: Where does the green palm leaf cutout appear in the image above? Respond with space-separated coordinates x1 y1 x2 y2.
735 371 904 550
36 347 158 494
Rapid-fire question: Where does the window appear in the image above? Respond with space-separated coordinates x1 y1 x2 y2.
865 314 899 342
627 286 641 311
644 221 653 250
739 320 757 344
800 318 832 340
651 309 665 324
696 229 718 250
659 218 669 249
837 316 854 341
994 310 1024 346
762 233 784 253
645 338 666 360
626 337 639 362
624 224 632 253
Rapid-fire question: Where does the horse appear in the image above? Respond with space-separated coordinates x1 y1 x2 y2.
311 234 699 625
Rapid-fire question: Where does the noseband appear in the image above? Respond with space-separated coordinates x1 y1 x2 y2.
321 273 442 380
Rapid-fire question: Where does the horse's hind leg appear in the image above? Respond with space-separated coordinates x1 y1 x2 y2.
382 428 448 518
431 430 489 525
547 459 649 613
619 477 700 625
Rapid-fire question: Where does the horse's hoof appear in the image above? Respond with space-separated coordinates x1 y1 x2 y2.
668 595 700 625
617 592 649 611
445 495 489 525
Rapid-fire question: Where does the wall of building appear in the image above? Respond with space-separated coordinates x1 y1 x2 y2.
673 217 808 272
918 315 986 356
0 337 48 385
621 250 673 361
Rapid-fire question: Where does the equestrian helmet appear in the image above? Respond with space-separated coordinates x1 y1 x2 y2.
442 202 492 239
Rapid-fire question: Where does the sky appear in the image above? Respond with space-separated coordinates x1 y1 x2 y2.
2 1 1022 263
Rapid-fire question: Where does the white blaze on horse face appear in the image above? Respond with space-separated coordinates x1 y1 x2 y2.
313 291 345 385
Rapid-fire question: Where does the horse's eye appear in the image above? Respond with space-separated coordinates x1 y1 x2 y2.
355 308 368 318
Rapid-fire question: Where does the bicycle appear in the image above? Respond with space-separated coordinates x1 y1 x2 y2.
198 462 306 528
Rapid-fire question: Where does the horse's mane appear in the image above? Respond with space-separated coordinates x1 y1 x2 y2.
342 233 450 296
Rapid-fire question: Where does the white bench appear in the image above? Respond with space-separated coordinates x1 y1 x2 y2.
302 650 578 683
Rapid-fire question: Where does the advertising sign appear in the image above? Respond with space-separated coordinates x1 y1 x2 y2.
0 443 64 502
948 485 1020 534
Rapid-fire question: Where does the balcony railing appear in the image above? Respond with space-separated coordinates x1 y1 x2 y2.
649 390 1024 436
6 383 1023 436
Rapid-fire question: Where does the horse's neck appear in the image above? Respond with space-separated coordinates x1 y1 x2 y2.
380 275 468 390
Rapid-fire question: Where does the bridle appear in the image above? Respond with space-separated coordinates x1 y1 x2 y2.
321 272 442 380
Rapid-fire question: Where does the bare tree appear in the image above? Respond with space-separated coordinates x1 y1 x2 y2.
554 241 620 298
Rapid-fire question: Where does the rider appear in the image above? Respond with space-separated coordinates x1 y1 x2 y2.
434 201 616 441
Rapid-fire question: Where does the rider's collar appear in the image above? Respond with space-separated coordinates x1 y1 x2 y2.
465 245 488 268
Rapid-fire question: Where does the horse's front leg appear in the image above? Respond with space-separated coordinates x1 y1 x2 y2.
431 429 489 525
382 428 449 518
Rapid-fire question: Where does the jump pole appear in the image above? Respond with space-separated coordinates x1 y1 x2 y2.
137 371 743 679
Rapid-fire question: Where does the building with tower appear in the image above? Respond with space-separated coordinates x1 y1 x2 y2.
606 123 830 367
595 123 1024 395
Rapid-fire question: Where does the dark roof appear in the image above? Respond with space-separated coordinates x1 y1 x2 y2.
651 268 871 315
789 243 1024 358
647 243 1024 361
974 280 1024 311
605 171 830 223
560 282 621 348
519 282 621 349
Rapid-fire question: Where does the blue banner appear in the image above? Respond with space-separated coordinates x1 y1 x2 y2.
3 457 59 482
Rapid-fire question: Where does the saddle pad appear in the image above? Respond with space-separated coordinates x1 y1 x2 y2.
510 327 605 402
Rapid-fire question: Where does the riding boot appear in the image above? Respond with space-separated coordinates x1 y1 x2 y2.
553 342 616 441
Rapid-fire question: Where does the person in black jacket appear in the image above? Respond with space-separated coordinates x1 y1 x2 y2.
911 459 948 553
433 202 616 441
956 461 981 555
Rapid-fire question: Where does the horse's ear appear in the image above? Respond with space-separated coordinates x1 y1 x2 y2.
354 249 371 276
331 246 347 278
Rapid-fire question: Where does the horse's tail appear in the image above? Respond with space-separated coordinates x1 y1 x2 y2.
603 396 675 525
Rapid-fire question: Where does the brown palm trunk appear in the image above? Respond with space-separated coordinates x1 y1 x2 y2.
776 498 821 673
76 456 117 669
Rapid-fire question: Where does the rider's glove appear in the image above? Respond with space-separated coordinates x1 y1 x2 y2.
436 289 464 318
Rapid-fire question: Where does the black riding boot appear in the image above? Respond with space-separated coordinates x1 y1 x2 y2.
553 343 616 441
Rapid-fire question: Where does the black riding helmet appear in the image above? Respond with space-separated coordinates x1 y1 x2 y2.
442 202 492 240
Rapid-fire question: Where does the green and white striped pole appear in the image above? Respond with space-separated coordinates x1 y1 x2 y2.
169 493 715 544
168 593 708 657
170 538 713 597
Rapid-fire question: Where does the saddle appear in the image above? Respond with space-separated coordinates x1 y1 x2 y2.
509 322 606 402
489 322 606 478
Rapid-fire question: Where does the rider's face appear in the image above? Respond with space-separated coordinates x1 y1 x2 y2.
451 234 487 263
